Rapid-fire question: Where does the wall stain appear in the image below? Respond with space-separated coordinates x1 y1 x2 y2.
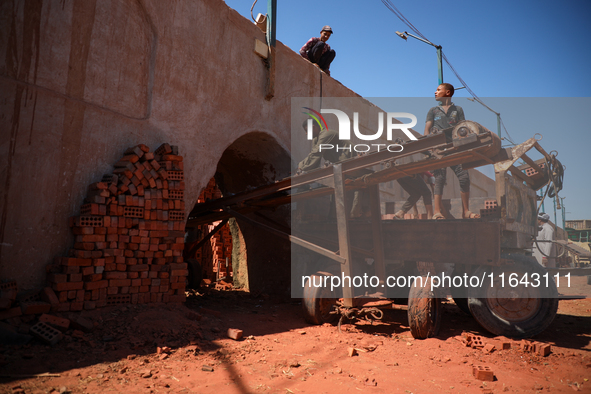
54 0 97 224
0 0 44 260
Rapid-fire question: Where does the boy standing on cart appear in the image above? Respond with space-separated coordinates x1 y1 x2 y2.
424 83 480 220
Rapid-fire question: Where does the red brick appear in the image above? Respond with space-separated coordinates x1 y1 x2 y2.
76 234 105 243
47 273 68 283
40 287 60 311
227 328 243 340
69 273 83 282
61 265 80 275
74 290 85 303
81 266 94 276
483 343 496 353
0 306 22 320
84 280 108 291
520 339 534 352
472 365 494 381
105 272 128 280
536 343 551 357
21 301 51 315
61 257 92 267
39 314 70 332
72 227 94 235
109 279 131 287
53 282 84 292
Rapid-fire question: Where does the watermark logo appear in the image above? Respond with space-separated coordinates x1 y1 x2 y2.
303 108 418 142
302 107 328 137
302 108 418 153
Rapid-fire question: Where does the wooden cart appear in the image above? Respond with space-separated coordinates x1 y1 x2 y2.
188 121 564 339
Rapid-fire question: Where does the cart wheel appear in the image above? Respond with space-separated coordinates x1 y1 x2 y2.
408 276 442 339
186 259 203 289
302 272 341 325
468 254 558 338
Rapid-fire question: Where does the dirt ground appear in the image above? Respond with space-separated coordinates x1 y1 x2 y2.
1 278 590 394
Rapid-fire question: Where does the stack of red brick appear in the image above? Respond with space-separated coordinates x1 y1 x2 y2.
479 199 500 219
193 178 233 281
47 143 188 311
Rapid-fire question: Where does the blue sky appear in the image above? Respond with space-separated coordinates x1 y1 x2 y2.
224 0 591 223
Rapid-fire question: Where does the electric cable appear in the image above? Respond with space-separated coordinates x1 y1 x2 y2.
381 0 516 149
250 0 258 22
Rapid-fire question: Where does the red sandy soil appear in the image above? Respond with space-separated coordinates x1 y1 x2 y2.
1 281 590 394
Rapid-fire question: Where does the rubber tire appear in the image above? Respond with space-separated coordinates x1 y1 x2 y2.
468 254 558 338
302 271 341 325
452 296 471 315
450 265 472 315
186 259 203 289
408 276 442 339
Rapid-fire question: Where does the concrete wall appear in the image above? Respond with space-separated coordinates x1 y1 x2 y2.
0 0 371 292
0 0 496 292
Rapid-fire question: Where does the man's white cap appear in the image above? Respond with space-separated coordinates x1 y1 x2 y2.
538 213 550 221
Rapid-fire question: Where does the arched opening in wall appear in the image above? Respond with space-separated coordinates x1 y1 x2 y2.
186 132 292 296
185 178 234 288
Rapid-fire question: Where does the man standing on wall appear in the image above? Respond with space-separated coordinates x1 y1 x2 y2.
424 83 480 220
299 26 336 76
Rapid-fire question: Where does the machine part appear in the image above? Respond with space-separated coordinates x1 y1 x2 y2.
408 276 442 339
302 272 341 324
186 259 203 289
336 306 385 333
467 254 558 338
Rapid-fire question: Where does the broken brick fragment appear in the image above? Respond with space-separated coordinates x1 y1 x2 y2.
483 343 496 353
227 328 243 340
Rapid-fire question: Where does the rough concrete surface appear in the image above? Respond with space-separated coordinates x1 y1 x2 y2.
0 0 494 292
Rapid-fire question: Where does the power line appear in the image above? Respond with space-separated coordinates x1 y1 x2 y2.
381 0 515 144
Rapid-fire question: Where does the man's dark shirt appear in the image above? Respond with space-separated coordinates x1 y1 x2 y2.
426 103 465 140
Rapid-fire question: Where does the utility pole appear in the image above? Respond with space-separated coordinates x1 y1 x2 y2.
396 31 442 85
